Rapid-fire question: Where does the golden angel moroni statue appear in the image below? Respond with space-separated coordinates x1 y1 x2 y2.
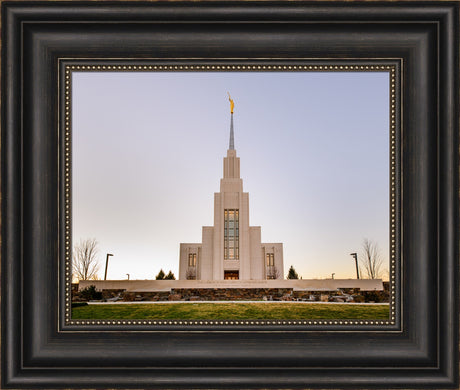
228 92 235 114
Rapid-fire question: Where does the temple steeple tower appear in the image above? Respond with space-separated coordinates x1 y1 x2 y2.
223 94 240 180
179 95 284 281
228 93 235 150
229 113 234 150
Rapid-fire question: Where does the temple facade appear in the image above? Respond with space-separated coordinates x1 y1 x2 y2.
179 96 284 280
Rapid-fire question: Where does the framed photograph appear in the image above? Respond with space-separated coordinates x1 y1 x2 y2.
2 1 458 389
70 66 393 324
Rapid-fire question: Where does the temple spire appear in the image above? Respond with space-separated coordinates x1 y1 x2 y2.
228 93 235 150
229 113 234 150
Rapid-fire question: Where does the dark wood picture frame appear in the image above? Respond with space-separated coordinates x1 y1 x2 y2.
64 60 398 328
2 1 458 388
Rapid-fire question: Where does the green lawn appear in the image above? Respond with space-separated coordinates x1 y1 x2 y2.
72 302 389 320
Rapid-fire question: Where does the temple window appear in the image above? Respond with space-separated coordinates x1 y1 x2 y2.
224 209 239 259
188 253 197 267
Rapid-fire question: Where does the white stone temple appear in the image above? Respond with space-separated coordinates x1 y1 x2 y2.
78 95 383 293
179 95 284 280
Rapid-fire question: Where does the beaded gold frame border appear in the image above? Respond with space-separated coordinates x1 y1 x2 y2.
62 61 400 328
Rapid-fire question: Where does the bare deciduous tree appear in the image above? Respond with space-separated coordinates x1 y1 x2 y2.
186 267 197 280
359 238 384 279
381 267 390 281
72 238 100 281
266 266 281 280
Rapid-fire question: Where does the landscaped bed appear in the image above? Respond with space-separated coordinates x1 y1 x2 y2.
72 302 389 320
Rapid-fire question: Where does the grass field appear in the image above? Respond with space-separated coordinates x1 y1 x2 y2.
72 302 389 320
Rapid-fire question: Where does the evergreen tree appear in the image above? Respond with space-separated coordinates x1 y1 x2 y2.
79 285 102 301
155 269 165 280
164 270 176 280
287 265 299 279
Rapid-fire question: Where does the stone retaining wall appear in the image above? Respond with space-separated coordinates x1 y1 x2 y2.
170 288 294 301
74 286 388 303
116 288 367 302
78 278 384 292
122 291 171 302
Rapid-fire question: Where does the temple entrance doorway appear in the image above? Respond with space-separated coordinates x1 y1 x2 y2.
224 271 239 280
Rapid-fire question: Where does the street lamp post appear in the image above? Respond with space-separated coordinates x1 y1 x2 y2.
350 252 360 279
126 273 130 280
104 253 113 280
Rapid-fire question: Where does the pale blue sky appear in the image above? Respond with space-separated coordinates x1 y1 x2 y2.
72 71 389 280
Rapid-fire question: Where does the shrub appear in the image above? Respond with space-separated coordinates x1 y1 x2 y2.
363 291 382 303
352 294 365 303
79 285 102 301
71 302 88 308
122 292 136 302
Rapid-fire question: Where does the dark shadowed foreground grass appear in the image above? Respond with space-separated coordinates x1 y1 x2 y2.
72 302 389 320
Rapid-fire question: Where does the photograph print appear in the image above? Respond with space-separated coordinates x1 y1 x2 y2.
69 66 393 323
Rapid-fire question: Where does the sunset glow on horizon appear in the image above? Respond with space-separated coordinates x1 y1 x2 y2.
72 71 389 281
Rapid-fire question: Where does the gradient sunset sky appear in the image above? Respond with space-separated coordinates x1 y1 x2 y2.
72 71 389 280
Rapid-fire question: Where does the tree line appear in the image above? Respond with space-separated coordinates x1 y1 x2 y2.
72 238 176 281
72 237 387 281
